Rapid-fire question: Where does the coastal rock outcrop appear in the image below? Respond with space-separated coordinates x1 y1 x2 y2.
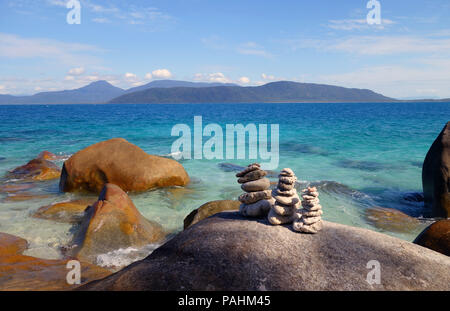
268 168 299 225
0 232 110 291
293 186 323 233
69 183 166 263
414 220 450 256
59 138 190 193
79 212 450 291
184 200 240 229
237 163 274 217
422 121 450 217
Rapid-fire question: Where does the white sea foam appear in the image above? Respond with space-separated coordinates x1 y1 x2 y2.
95 244 161 269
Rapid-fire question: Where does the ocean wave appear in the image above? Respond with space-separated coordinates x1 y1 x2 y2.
95 243 161 270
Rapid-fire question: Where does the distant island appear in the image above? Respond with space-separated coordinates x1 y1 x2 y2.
0 79 449 105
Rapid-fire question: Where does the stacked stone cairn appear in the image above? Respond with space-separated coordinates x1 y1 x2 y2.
268 168 300 225
237 163 274 217
293 186 323 234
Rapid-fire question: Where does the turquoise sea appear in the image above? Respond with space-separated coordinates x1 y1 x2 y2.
0 102 449 267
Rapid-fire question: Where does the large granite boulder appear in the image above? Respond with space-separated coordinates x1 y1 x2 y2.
70 184 166 263
422 122 450 217
0 232 110 291
80 212 450 291
59 138 189 193
183 200 240 229
414 220 450 256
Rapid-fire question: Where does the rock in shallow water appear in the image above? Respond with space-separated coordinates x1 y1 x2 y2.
69 183 166 263
184 200 240 229
7 158 60 181
33 198 96 223
364 207 421 233
59 138 190 193
414 219 450 256
0 232 110 291
422 121 450 218
79 212 450 291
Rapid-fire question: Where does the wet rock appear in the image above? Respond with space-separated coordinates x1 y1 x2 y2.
7 158 61 181
59 138 189 193
364 207 421 233
33 198 96 223
422 121 450 217
70 184 166 263
0 232 111 291
414 220 450 256
3 193 50 202
184 200 240 229
79 212 450 291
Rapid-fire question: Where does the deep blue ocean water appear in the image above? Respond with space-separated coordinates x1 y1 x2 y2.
0 102 449 266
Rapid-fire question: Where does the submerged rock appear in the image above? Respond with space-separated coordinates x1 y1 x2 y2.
422 121 450 217
79 212 450 291
414 220 450 256
70 183 166 263
184 200 240 229
0 232 111 291
364 207 421 233
59 138 190 193
7 158 61 181
33 198 96 223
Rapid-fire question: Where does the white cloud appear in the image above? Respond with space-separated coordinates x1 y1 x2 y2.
144 73 153 80
238 76 250 84
237 42 272 58
92 17 111 24
194 72 232 84
68 67 85 76
0 33 102 65
261 73 276 81
151 69 172 79
328 19 395 31
124 72 138 80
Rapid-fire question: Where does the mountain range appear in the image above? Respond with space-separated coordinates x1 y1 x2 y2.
0 79 448 105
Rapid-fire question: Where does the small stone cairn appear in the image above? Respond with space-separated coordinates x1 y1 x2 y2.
237 163 274 217
293 186 323 234
268 168 300 225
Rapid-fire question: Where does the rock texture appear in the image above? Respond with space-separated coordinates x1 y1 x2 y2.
364 206 421 233
422 121 450 217
293 186 323 233
414 220 450 256
268 168 299 225
237 163 274 217
59 138 189 193
69 183 166 263
184 200 240 229
79 212 450 291
0 232 110 291
33 198 96 223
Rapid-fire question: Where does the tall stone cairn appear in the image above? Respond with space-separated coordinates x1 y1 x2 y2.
293 186 323 234
237 163 274 217
268 168 300 225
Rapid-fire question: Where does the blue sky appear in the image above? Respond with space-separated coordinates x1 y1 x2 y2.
0 0 450 98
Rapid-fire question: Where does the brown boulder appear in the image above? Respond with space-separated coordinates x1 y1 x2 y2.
59 138 189 193
0 233 28 257
33 198 96 223
414 220 450 256
70 184 166 263
422 121 450 217
7 158 61 181
0 232 111 291
364 206 421 233
183 200 240 229
37 151 61 160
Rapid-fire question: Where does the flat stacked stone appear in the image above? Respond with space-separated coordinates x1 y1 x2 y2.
237 163 274 217
293 186 323 234
268 168 300 225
